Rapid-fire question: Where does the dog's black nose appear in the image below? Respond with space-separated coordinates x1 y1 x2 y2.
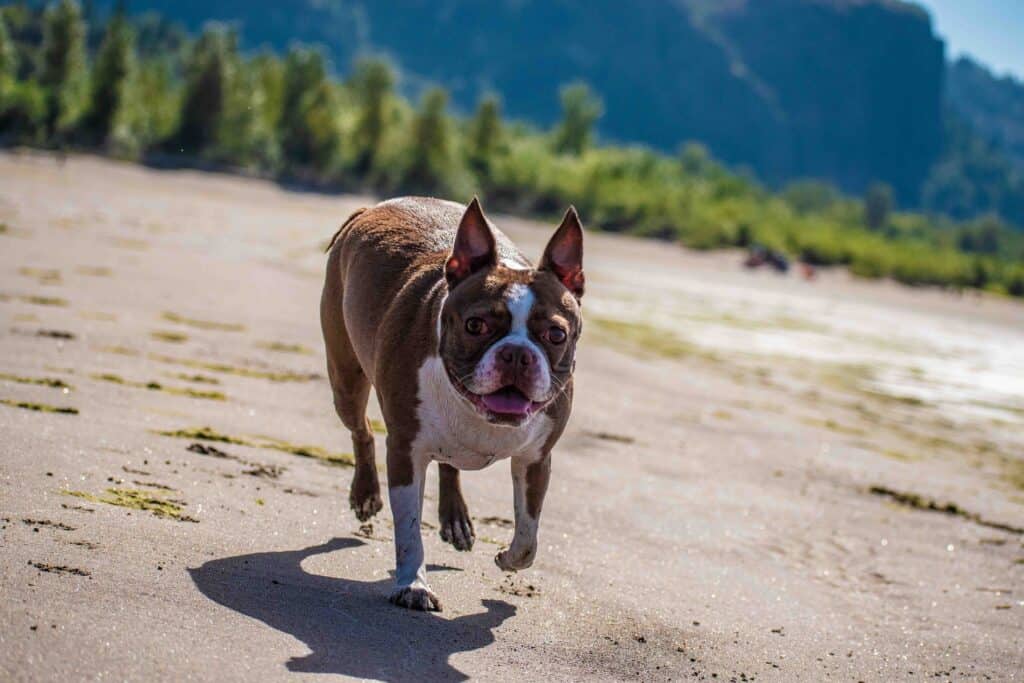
497 344 533 368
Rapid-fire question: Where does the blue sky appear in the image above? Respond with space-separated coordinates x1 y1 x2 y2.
917 0 1024 79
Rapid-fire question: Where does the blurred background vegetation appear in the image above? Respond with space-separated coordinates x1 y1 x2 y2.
2 1 1023 297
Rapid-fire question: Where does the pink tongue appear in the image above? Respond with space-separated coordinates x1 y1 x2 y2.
481 389 532 415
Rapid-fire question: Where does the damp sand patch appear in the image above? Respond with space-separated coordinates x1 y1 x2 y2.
869 485 1023 535
62 488 198 523
0 373 72 390
159 426 354 467
1 399 78 415
162 311 245 332
148 353 320 382
91 373 226 401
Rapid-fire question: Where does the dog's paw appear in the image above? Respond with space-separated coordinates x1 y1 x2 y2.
439 507 475 551
349 471 383 522
494 546 535 572
389 583 442 612
350 492 383 522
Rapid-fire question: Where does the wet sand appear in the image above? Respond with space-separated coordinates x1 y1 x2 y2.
1 151 1022 681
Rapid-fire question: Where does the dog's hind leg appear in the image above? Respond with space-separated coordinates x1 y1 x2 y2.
438 464 475 551
322 270 381 522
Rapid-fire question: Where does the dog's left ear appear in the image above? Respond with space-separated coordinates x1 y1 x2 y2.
540 206 585 300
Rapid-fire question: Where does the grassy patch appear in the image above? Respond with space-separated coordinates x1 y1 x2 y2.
0 398 78 414
162 311 245 332
75 266 112 277
151 330 189 343
590 316 719 362
869 485 1023 535
158 426 354 467
148 353 319 382
0 373 72 390
63 488 198 523
18 267 62 284
36 329 75 340
80 311 117 321
582 429 635 444
98 345 139 356
91 373 226 401
370 418 387 434
166 372 221 385
256 341 314 355
29 562 90 576
18 294 68 307
800 417 867 437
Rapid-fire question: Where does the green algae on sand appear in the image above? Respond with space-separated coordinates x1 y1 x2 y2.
157 426 355 467
63 488 198 523
0 373 73 390
256 340 315 355
91 373 226 401
1 398 78 414
148 353 319 383
162 311 246 332
151 330 189 343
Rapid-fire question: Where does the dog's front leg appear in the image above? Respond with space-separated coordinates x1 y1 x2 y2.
387 440 441 611
495 453 550 572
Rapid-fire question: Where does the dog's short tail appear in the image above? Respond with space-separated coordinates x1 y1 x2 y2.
324 207 368 254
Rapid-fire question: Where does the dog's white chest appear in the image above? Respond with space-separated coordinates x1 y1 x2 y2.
411 356 552 470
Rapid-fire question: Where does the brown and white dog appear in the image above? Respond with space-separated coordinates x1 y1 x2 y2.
320 197 584 611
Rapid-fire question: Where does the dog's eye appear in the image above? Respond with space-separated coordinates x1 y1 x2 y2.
465 317 489 336
547 327 567 344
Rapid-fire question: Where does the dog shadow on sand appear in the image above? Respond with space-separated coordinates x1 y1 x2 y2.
189 537 515 681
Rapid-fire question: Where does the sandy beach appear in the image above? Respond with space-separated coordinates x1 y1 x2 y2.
1 151 1022 681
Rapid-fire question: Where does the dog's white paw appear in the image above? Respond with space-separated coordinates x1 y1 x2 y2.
494 546 535 572
389 582 443 611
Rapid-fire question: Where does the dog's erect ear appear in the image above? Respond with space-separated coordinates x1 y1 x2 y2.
540 206 585 300
446 197 498 289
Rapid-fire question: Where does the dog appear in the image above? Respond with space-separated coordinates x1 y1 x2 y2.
320 197 584 611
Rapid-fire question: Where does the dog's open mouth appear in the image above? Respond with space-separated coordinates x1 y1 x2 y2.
447 370 543 421
479 386 533 416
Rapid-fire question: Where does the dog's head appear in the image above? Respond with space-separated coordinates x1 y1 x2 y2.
439 198 584 427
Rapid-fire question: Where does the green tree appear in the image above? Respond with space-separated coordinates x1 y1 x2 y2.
278 47 341 176
175 26 235 155
466 93 503 181
400 87 455 194
553 81 602 155
132 57 179 149
863 182 893 230
40 0 88 141
679 141 712 176
0 12 16 86
79 7 135 148
349 56 395 175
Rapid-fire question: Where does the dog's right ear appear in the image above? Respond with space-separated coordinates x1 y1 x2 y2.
446 197 497 288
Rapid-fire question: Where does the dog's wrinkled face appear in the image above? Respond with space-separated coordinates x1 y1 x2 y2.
439 199 584 427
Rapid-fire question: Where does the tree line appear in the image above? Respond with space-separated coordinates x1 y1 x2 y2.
1 1 1023 297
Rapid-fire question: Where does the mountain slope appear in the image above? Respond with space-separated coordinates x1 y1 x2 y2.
947 56 1024 172
95 0 945 201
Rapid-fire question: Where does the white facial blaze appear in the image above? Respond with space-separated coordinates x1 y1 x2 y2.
469 283 552 401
